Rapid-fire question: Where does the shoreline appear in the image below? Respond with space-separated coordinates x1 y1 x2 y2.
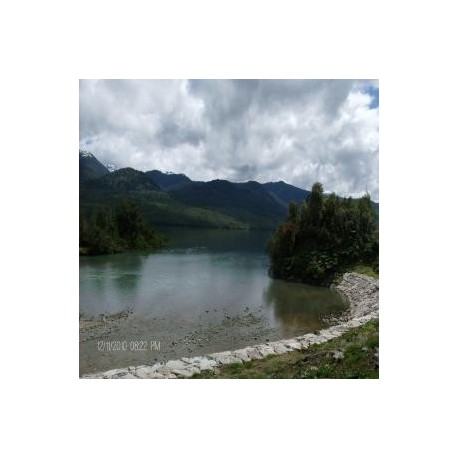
81 272 379 379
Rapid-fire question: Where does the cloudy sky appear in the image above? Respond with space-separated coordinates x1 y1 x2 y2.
80 79 379 200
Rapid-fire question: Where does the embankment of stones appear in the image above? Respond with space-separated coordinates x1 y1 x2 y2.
82 272 379 379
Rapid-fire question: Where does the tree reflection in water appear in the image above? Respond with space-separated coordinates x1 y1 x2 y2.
263 279 348 334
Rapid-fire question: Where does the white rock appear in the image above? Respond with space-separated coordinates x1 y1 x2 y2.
165 360 189 371
181 356 218 371
318 330 335 340
172 367 201 377
147 372 167 379
99 368 126 378
232 348 252 362
134 365 163 378
270 342 290 355
313 335 328 343
156 368 178 378
117 373 138 379
210 352 243 365
298 333 319 344
281 339 303 350
256 344 277 357
245 347 264 360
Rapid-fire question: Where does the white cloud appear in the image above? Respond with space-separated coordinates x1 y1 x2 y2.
80 79 379 200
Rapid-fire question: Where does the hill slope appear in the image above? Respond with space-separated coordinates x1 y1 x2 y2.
83 167 160 193
79 150 109 182
79 151 378 230
145 170 192 190
262 181 310 208
170 179 287 229
80 164 248 230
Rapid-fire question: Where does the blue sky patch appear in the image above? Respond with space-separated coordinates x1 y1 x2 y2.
365 85 379 109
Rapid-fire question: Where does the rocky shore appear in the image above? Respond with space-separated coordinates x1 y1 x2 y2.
331 272 379 318
79 309 133 343
81 272 379 379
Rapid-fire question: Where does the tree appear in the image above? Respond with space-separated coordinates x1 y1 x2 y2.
308 182 324 226
287 201 299 223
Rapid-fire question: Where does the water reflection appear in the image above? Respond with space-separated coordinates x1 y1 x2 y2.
80 228 347 332
263 279 347 333
79 253 145 315
80 227 350 374
160 226 273 253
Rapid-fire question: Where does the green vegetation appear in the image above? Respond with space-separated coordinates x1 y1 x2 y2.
80 152 379 231
80 189 249 230
268 182 379 285
80 167 250 229
79 200 167 255
351 264 379 279
193 319 379 379
170 180 286 229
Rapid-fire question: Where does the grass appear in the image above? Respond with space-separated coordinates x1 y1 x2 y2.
193 319 379 379
351 264 379 279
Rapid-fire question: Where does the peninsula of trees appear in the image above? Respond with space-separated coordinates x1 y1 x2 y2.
79 200 167 255
268 182 378 285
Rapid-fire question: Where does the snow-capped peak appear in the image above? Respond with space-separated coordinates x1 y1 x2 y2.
106 163 117 172
79 150 93 158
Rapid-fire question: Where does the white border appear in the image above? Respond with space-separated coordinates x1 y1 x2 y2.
2 1 456 456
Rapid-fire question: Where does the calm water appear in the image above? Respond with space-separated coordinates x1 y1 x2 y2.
79 227 347 374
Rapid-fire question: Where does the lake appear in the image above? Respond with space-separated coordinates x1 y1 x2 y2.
79 227 347 375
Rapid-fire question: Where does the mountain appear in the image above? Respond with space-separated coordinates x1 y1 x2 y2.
169 179 286 229
79 150 109 182
79 150 379 230
83 167 161 193
79 152 306 229
105 163 117 172
262 181 310 208
80 159 248 230
145 170 192 190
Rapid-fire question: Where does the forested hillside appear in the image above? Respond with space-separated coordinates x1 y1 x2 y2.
80 151 379 231
169 179 286 229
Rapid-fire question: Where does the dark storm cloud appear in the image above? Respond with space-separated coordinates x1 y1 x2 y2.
79 79 379 199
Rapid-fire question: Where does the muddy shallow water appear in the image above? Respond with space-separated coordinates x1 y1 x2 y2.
79 227 347 375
